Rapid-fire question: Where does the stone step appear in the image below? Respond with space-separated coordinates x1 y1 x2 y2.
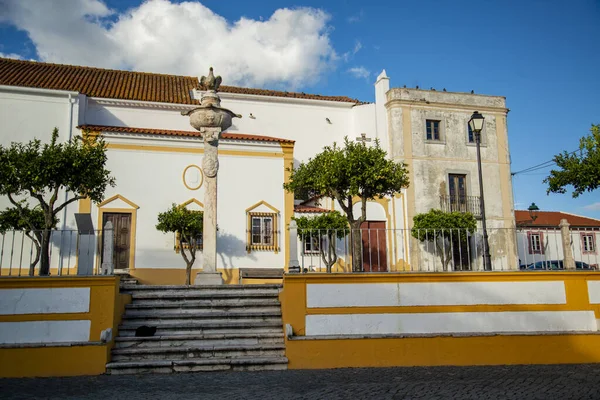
129 290 280 300
122 284 282 291
118 326 283 337
122 310 281 320
120 316 282 326
114 333 284 349
125 298 281 309
111 343 285 362
106 356 288 375
126 306 281 315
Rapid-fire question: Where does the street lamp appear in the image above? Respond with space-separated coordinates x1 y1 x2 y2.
468 111 492 271
528 202 539 222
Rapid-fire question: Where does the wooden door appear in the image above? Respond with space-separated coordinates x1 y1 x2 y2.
361 221 387 272
102 212 132 270
448 174 467 212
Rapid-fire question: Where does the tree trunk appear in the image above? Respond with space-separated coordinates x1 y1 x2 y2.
185 261 193 286
26 233 41 276
350 221 363 272
321 232 338 273
39 228 52 276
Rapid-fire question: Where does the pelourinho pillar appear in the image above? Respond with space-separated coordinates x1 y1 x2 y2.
182 68 240 285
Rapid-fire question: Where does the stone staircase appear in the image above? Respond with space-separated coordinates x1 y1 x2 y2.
106 284 288 374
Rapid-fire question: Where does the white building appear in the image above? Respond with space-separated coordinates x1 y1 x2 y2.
0 58 518 282
515 210 599 269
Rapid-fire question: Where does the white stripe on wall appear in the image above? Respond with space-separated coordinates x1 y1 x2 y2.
398 282 566 306
588 281 600 304
306 281 566 308
305 311 596 336
0 320 91 344
0 288 90 315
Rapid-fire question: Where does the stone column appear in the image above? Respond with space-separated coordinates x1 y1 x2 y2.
182 68 240 285
199 127 222 284
559 218 575 270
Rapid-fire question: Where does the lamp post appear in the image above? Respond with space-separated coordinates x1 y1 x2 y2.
469 111 492 271
528 202 539 222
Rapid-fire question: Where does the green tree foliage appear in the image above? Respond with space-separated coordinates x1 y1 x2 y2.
284 138 409 271
293 211 348 272
0 128 115 275
0 206 57 275
545 124 600 198
411 209 477 271
156 204 204 285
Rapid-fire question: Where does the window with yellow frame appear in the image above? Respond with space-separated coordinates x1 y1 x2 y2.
246 212 279 253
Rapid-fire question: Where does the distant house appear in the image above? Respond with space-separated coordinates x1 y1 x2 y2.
515 210 599 269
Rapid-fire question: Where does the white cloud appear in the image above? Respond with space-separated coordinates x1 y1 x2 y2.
347 66 370 80
347 10 364 23
342 40 362 62
583 202 600 211
0 52 24 60
1 0 338 89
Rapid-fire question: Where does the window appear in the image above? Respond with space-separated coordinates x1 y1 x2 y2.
582 234 596 254
426 120 441 141
175 231 203 253
252 216 273 246
528 232 544 254
468 125 475 143
245 201 280 253
304 235 321 254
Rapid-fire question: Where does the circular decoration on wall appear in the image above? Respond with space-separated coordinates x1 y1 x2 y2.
183 165 204 190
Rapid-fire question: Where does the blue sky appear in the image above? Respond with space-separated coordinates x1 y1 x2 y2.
1 0 599 218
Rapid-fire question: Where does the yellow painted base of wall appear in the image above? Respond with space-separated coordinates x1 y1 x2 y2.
286 334 600 369
130 268 283 285
0 344 108 378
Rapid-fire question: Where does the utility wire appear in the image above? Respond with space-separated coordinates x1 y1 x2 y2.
511 148 580 176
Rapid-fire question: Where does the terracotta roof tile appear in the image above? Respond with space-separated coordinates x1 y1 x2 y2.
294 205 330 213
78 124 294 144
515 210 600 228
0 58 362 104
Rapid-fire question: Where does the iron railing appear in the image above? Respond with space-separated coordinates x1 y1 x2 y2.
291 227 599 273
439 195 481 218
0 229 112 277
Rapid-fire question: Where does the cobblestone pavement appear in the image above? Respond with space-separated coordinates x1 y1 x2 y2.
2 364 600 400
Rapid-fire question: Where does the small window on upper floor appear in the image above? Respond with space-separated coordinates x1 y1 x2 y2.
468 125 475 143
426 120 441 141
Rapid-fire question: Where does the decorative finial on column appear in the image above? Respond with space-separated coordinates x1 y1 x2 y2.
200 67 222 92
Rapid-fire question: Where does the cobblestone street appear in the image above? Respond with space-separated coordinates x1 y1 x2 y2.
2 364 600 399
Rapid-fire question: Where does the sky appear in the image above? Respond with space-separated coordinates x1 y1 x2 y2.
0 0 599 218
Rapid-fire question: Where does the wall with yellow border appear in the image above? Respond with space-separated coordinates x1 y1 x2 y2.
281 272 600 369
0 276 127 378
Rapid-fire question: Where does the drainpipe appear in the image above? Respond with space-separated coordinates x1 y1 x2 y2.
58 94 76 273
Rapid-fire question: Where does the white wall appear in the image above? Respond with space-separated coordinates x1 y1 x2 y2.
0 87 82 274
91 133 286 271
516 229 600 268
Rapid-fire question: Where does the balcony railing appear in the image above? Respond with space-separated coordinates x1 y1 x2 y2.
439 195 481 218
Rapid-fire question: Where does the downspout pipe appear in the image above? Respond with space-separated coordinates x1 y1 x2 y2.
58 94 76 273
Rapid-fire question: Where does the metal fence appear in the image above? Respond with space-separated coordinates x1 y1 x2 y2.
292 226 599 273
0 229 112 277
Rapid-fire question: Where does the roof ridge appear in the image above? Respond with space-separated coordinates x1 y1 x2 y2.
0 57 364 104
0 57 199 80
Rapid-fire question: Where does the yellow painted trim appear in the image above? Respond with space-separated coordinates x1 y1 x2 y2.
182 164 204 190
181 198 204 208
107 143 283 158
78 198 92 213
285 334 600 370
97 204 138 271
98 194 140 209
386 99 508 114
281 142 295 271
0 344 109 377
245 200 281 214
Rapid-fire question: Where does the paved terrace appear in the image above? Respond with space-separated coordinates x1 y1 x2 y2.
2 364 600 399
